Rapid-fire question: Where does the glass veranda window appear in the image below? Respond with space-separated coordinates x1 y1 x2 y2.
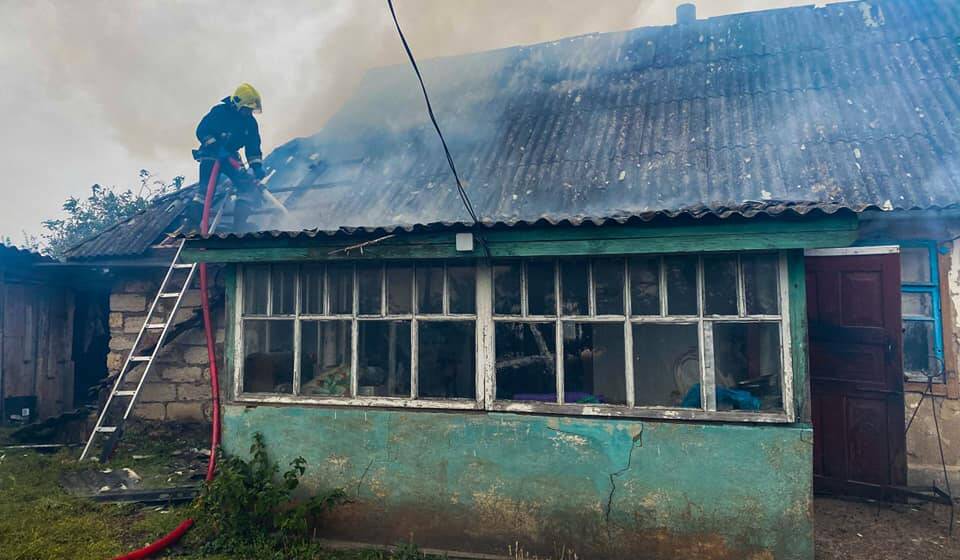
490 254 789 415
237 252 793 420
237 262 478 404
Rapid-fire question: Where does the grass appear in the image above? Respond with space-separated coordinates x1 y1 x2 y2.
0 446 182 559
0 425 441 560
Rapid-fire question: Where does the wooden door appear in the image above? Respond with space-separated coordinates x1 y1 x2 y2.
806 250 906 498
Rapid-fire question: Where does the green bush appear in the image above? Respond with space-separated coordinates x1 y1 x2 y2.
192 432 347 554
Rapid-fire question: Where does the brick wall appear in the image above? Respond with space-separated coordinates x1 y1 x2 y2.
107 269 225 422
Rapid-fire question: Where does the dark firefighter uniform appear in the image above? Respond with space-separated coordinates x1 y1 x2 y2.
194 83 265 231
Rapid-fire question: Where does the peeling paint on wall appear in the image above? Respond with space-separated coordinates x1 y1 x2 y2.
222 405 813 559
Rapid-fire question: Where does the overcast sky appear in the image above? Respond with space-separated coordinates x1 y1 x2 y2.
0 0 839 243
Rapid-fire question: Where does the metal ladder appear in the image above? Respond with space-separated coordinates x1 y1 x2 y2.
80 198 228 461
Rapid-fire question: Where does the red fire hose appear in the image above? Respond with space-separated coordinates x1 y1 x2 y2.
198 158 226 482
113 159 227 559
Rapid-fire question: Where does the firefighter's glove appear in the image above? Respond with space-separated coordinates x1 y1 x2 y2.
251 161 266 181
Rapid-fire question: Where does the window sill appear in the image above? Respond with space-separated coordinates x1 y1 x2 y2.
904 381 956 398
489 401 793 423
232 394 795 423
234 393 483 410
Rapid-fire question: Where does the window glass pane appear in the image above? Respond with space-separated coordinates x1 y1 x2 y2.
243 265 269 315
901 247 932 284
387 264 414 314
562 323 626 405
904 320 937 377
358 321 411 397
415 263 442 314
301 264 324 315
495 323 557 401
328 264 353 314
270 265 297 315
703 255 738 315
493 262 521 315
594 258 625 315
447 264 476 314
300 321 351 396
357 264 383 315
903 292 933 317
713 323 783 412
242 319 294 393
419 321 475 399
561 259 589 315
632 324 700 408
665 256 697 315
629 256 660 316
742 254 779 315
526 260 556 316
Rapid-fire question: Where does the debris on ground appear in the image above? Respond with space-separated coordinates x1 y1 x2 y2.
60 467 143 496
815 497 960 559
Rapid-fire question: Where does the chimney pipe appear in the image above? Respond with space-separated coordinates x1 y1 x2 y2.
676 3 696 25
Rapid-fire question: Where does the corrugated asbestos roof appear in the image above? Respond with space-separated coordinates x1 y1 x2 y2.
67 0 960 257
65 189 195 259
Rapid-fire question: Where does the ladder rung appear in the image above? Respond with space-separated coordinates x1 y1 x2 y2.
82 236 216 462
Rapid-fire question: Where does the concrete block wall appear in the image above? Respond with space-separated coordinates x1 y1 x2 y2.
107 270 225 422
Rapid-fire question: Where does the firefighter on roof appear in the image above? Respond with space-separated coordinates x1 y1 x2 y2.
193 83 265 231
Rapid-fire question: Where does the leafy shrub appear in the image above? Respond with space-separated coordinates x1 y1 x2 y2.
42 171 183 259
192 432 347 554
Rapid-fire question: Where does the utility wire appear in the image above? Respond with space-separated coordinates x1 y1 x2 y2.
386 0 491 257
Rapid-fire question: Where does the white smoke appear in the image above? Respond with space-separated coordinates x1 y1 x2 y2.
0 0 843 238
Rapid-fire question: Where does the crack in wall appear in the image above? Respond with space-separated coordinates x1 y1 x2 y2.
355 458 375 499
604 426 643 531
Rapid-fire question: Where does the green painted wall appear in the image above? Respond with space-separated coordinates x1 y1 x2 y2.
223 405 813 559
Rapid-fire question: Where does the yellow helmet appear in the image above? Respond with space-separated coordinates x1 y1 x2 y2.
231 83 262 113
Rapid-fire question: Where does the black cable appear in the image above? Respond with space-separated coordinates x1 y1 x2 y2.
386 0 491 258
904 357 954 535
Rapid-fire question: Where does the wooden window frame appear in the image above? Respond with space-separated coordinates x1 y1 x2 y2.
234 262 481 410
904 243 959 398
488 253 793 423
232 252 795 423
897 241 947 386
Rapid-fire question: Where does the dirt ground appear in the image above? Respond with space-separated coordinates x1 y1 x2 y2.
816 497 959 559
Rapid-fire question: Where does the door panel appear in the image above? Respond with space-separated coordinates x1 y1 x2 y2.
845 396 892 483
806 253 906 498
840 271 885 327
